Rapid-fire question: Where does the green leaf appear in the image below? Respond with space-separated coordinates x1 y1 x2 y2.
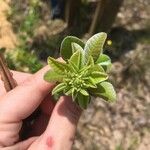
60 36 85 60
65 88 73 96
86 56 94 66
84 32 107 62
90 71 108 84
53 93 62 101
89 65 105 74
68 61 79 73
84 81 97 88
52 83 66 95
44 70 64 82
90 81 116 102
88 77 97 86
69 49 84 69
79 65 91 74
72 89 78 101
48 57 68 74
96 54 111 65
80 89 89 96
71 42 84 54
96 54 112 72
77 92 90 109
44 33 116 108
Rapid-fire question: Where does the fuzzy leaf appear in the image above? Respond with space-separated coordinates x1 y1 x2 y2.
96 54 111 65
52 83 66 95
84 32 107 62
71 43 85 67
90 71 108 84
72 88 78 101
77 93 90 109
65 88 73 96
89 65 105 74
84 81 97 88
53 93 62 100
88 77 97 86
60 36 85 60
69 49 84 69
71 42 84 54
90 81 116 102
86 56 94 66
48 57 68 74
44 70 64 82
79 65 91 74
68 61 79 73
80 89 89 96
96 54 111 72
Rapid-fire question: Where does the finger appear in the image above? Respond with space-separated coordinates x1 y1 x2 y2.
28 114 50 137
27 95 56 137
26 95 56 137
11 70 32 84
35 96 82 150
2 137 37 150
0 71 32 96
40 94 56 116
0 66 54 122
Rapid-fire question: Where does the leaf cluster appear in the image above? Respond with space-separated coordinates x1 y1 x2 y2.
44 32 116 109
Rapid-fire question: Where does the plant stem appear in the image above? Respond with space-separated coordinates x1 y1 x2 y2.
0 53 17 91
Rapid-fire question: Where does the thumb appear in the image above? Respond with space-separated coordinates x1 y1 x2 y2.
29 96 82 150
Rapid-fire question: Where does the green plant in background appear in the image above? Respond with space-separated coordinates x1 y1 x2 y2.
8 0 40 47
5 0 43 73
6 49 43 73
18 0 40 49
115 144 124 150
44 32 116 109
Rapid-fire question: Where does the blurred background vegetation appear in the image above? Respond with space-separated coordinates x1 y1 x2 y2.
0 0 150 149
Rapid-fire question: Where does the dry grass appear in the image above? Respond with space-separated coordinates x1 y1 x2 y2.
0 0 17 49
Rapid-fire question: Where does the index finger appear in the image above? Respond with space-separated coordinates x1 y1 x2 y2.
0 71 32 96
0 66 54 122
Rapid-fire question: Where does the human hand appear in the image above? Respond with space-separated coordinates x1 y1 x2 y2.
0 66 81 150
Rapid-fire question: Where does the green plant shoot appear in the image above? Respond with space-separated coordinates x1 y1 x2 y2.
44 32 116 109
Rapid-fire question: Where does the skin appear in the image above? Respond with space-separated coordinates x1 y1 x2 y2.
0 66 82 150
